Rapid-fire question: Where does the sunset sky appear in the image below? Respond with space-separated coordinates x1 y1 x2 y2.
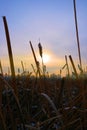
0 0 87 75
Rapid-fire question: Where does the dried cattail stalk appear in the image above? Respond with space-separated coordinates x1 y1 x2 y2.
62 64 67 70
30 41 37 65
21 61 25 73
0 60 3 75
31 64 36 74
57 77 65 108
78 64 83 74
65 55 70 77
41 93 58 115
3 16 18 97
3 16 15 78
69 55 78 78
73 0 82 69
29 41 41 77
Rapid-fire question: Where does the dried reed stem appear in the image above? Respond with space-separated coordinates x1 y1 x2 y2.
3 16 15 78
0 60 3 75
2 16 18 96
29 41 41 77
69 55 78 78
21 61 25 73
31 64 36 75
73 0 82 69
65 55 70 77
41 93 58 115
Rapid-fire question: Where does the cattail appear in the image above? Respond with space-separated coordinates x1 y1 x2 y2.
29 41 41 77
0 60 3 75
21 61 25 73
2 16 19 96
65 55 70 77
78 64 83 73
38 42 42 58
31 64 36 74
38 42 45 76
41 93 58 115
73 0 82 69
30 41 37 65
2 16 15 78
62 64 67 70
69 55 78 78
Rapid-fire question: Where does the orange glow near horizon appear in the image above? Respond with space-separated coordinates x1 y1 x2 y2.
1 50 64 75
1 50 87 76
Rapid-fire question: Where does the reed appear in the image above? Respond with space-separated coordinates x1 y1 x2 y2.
31 64 36 75
73 0 82 69
0 60 3 75
41 93 58 115
3 16 15 78
2 16 18 96
69 55 78 78
29 41 41 77
21 60 25 73
65 55 70 77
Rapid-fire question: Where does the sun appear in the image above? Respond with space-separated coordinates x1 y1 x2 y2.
42 54 50 64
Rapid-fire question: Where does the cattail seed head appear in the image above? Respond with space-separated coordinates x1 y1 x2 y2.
38 43 42 58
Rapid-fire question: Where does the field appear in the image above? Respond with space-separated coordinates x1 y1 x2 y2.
0 1 87 129
0 74 87 130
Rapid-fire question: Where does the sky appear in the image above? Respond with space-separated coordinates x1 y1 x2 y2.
0 0 87 75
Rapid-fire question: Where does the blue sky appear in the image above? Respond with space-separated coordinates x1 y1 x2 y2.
0 0 87 75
